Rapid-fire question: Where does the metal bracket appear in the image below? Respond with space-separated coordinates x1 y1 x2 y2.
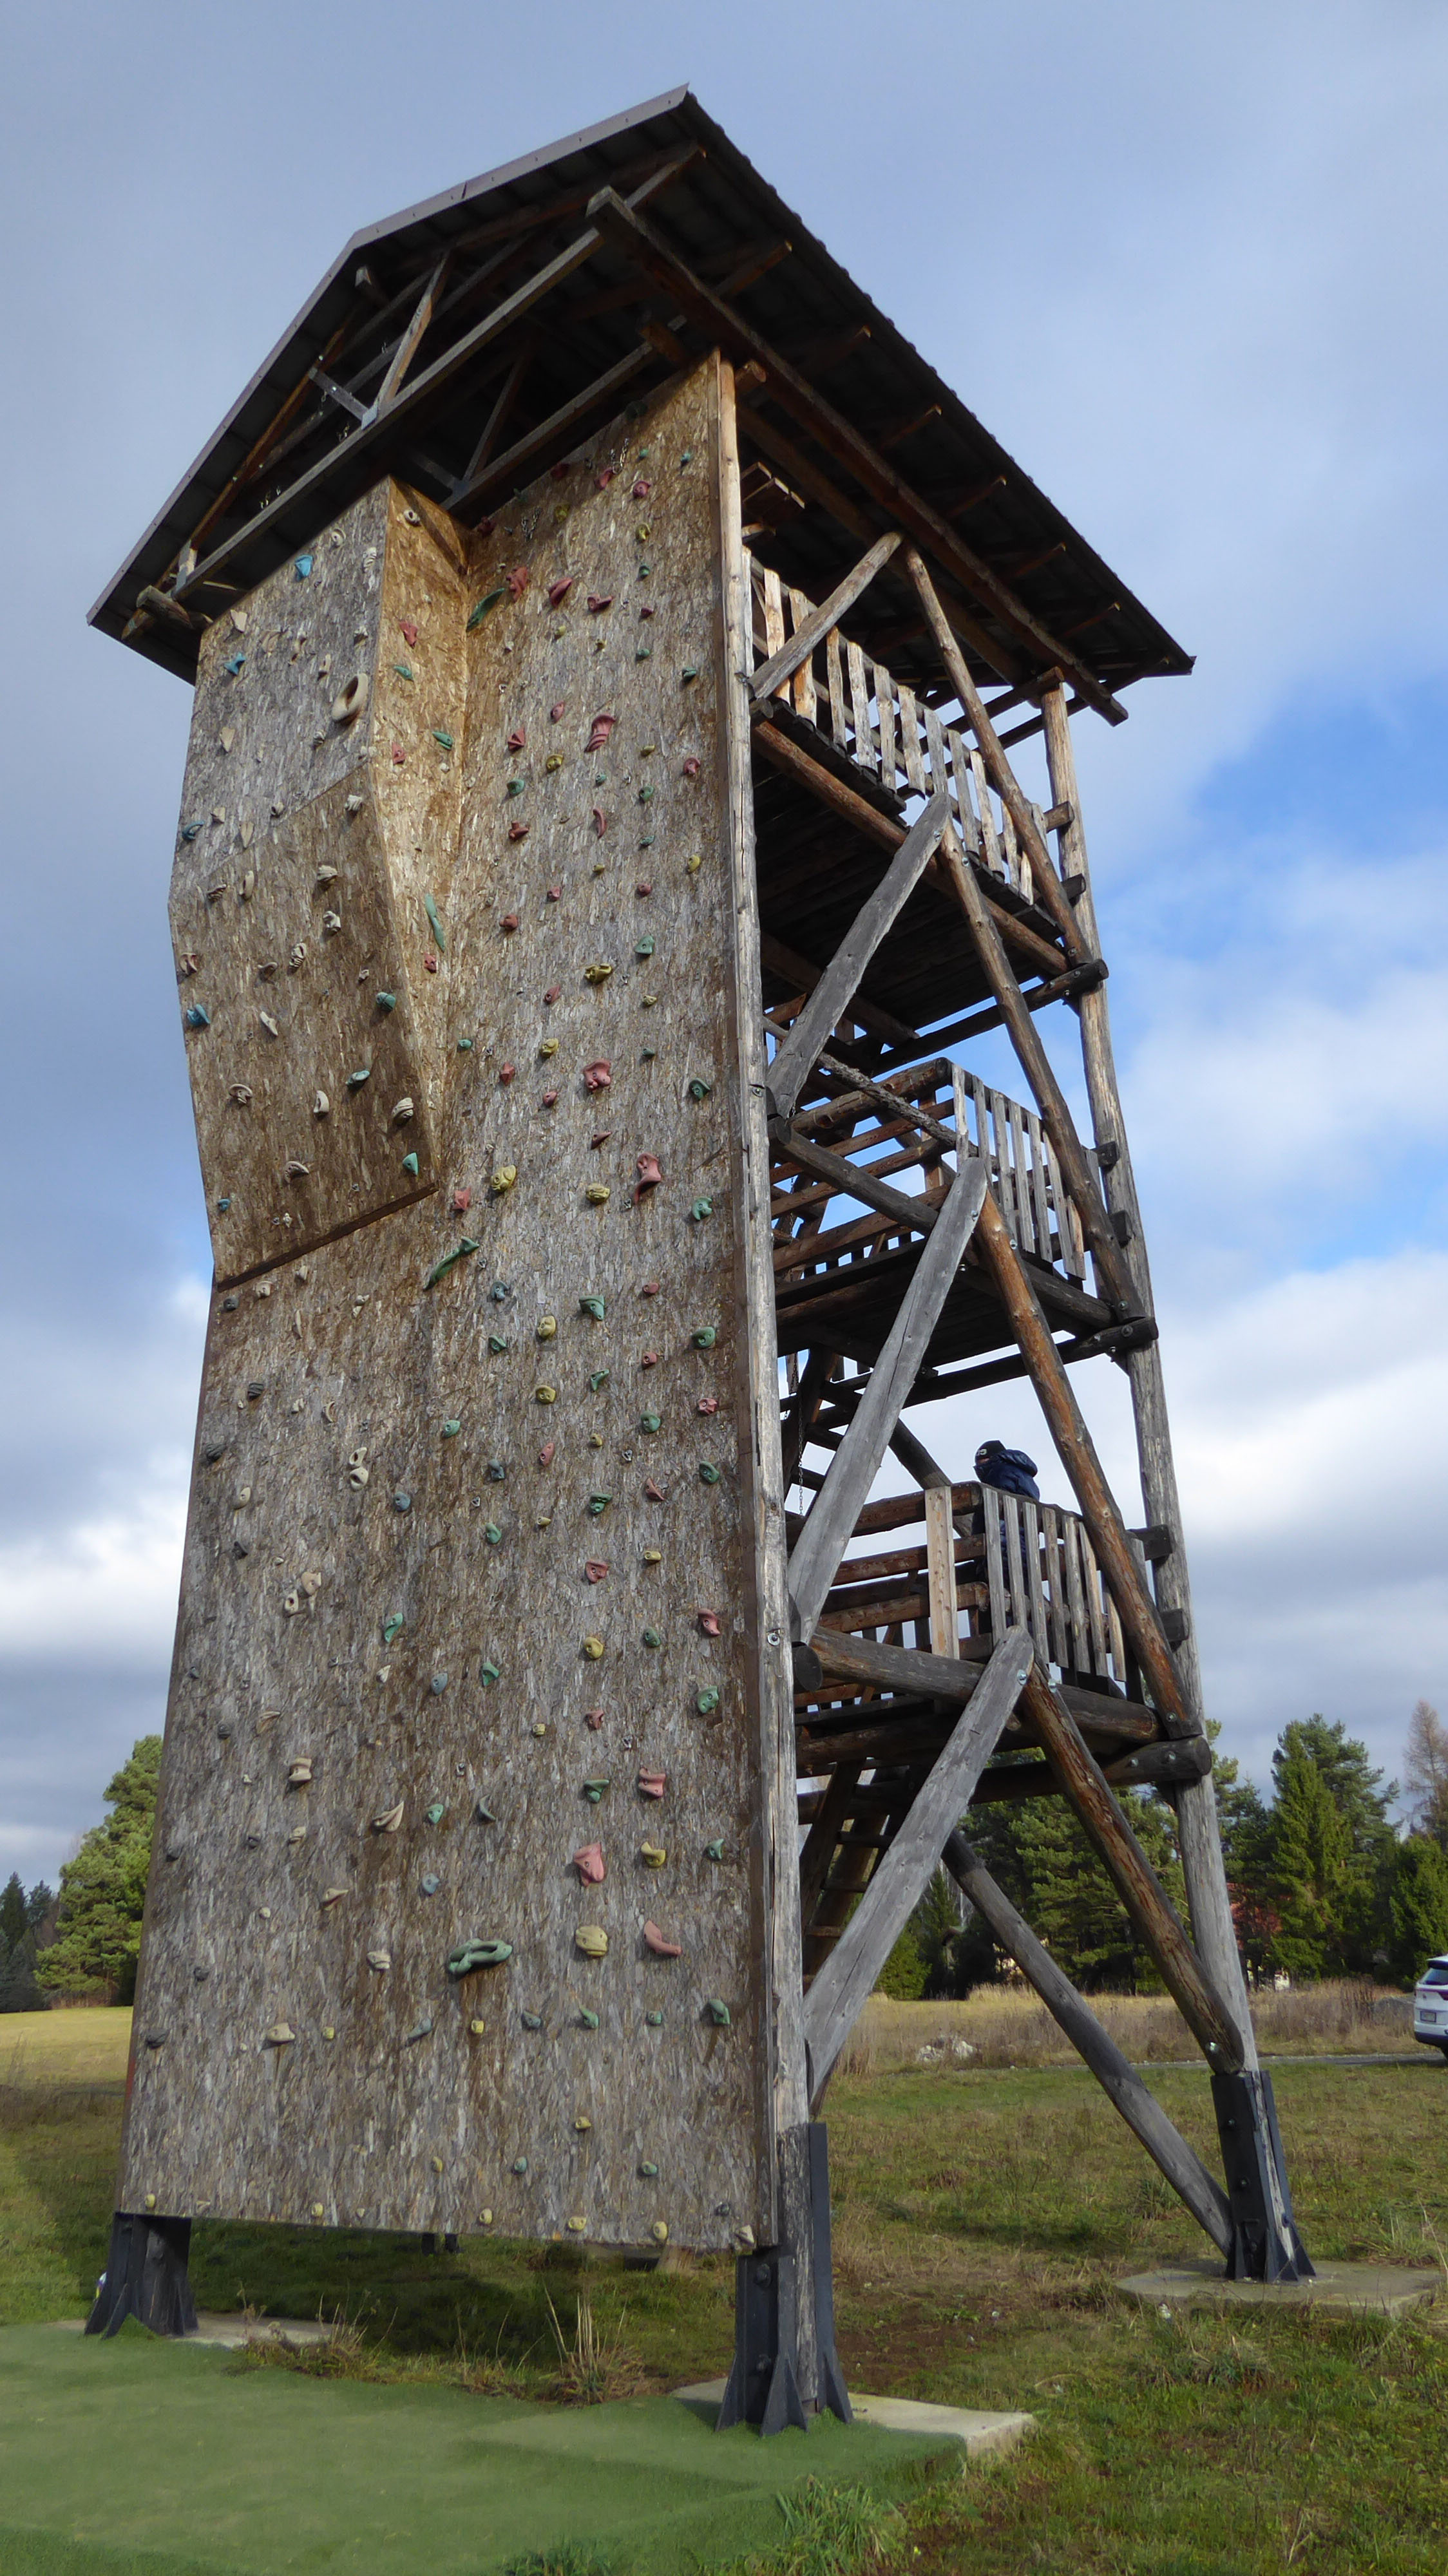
1210 2070 1315 2283
716 2123 850 2432
86 2210 198 2338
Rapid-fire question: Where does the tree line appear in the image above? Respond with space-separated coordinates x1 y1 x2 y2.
8 1707 1448 2011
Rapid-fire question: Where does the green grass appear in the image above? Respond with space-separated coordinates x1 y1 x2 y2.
3 2013 1448 2570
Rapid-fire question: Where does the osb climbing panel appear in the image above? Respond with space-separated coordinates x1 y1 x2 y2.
124 360 799 2254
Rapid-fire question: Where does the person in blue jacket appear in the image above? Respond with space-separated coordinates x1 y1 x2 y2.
974 1439 1040 1501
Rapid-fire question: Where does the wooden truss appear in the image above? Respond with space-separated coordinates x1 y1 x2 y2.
751 538 1311 2287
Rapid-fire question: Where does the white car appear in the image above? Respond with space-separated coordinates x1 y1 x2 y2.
1413 1956 1448 2060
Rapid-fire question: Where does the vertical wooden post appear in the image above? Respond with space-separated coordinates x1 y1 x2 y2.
1040 683 1255 2066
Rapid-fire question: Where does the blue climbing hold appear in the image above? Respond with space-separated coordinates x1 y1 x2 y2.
294 554 312 580
402 1151 420 1177
224 654 245 677
184 1004 210 1030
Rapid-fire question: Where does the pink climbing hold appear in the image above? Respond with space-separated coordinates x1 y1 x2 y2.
635 881 652 896
595 467 615 489
638 603 655 620
638 1770 667 1799
634 1153 663 1200
584 1707 605 1731
424 952 439 972
640 1281 661 1298
591 1130 611 1150
499 1063 516 1084
586 712 617 752
505 565 529 601
643 1922 681 1959
547 576 574 607
550 701 567 722
697 1396 719 1416
541 1089 559 1108
573 1841 606 1884
507 724 526 751
682 756 701 778
584 1560 609 1584
632 478 653 500
544 985 562 1005
500 913 520 933
399 618 419 647
583 1061 612 1093
508 820 529 842
640 1351 659 1368
391 743 406 765
642 1477 665 1502
547 884 562 902
587 594 613 614
592 807 607 837
451 1187 473 1214
698 1611 721 1638
538 1441 557 1468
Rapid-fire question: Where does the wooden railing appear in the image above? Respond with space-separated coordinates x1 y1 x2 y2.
746 550 1046 907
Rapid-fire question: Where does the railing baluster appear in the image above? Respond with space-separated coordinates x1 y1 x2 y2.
846 639 877 773
826 628 849 751
788 584 818 724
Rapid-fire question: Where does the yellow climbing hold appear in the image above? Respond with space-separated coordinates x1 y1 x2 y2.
537 1315 557 1340
584 962 613 985
470 2018 486 2036
575 2114 592 2132
432 2157 444 2173
481 2207 494 2226
640 1842 667 1868
322 2025 336 2040
567 2215 587 2233
575 1925 609 1957
585 1184 611 1205
582 1635 605 1660
311 2202 325 2219
536 1384 558 1403
651 2221 669 2245
490 1165 517 1195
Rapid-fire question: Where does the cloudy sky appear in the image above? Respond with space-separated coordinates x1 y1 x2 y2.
2 1 1445 1886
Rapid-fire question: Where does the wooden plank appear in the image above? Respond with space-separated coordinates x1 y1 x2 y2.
765 793 949 1121
760 564 788 684
372 256 450 417
749 531 903 701
803 1627 1159 1745
1019 1667 1241 2069
803 1630 1034 2098
786 587 818 724
944 1835 1233 2257
826 628 850 752
876 670 898 797
450 345 658 514
924 1486 960 1657
768 1126 938 1238
846 638 877 775
898 684 929 795
969 1736 1213 1804
797 1762 863 1924
786 1157 987 1640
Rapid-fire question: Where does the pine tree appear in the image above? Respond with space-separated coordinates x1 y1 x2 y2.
0 1873 26 1951
1267 1740 1363 1978
1404 1701 1448 1845
37 1737 162 2003
1387 1838 1448 1985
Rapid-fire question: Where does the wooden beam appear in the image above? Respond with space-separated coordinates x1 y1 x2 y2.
971 1736 1214 1805
797 1761 864 1924
451 347 532 499
765 795 949 1119
750 531 904 700
759 931 920 1054
585 189 1127 724
905 548 1090 965
768 1125 937 1237
786 1139 988 1640
372 254 450 417
801 1629 1158 1747
449 344 658 516
1018 1665 1241 2070
944 1835 1233 2258
804 1629 1034 2101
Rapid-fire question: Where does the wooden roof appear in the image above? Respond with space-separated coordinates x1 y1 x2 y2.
90 88 1191 716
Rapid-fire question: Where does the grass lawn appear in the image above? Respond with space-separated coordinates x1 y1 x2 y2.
3 2006 1447 2571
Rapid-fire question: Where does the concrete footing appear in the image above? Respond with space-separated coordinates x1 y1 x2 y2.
674 2378 1033 2456
1118 2258 1443 2319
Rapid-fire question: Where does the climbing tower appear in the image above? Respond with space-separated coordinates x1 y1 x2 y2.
88 90 1309 2407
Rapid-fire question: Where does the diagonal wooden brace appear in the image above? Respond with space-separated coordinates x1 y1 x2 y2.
765 791 949 1121
786 1146 988 1641
803 1627 1035 2105
750 531 903 701
1020 1662 1243 2070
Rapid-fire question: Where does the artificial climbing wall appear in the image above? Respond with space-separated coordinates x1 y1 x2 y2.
121 357 801 2254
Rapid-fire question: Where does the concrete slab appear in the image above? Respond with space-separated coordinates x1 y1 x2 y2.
1118 2259 1443 2319
56 2311 337 2350
673 2379 1033 2457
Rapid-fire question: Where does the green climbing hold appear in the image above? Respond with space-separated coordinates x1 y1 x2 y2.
442 1419 461 1438
520 2014 542 2032
347 1067 370 1088
582 1779 609 1804
394 1492 412 1513
377 991 397 1012
704 1838 725 1861
424 893 447 952
642 1627 662 1650
486 1460 506 1481
578 2009 600 2031
392 663 414 682
639 1412 661 1435
467 587 507 629
424 1237 479 1290
705 1998 731 2026
691 1198 714 1222
432 729 454 752
635 935 655 958
578 1295 606 1320
479 1660 500 1687
216 1196 231 1213
383 1614 405 1644
645 2009 663 2028
484 1523 502 1546
506 779 526 797
457 1037 473 1051
681 665 699 683
586 1493 612 1517
699 1462 721 1486
696 1687 721 1715
488 1334 510 1355
638 2160 659 2177
687 1077 712 1101
447 1940 513 1976
489 1281 512 1303
420 1874 440 1897
640 1045 657 1061
512 2155 531 2175
476 1798 497 1823
405 2013 433 2041
692 1325 717 1348
401 1151 420 1177
638 784 654 804
589 1370 610 1392
426 1803 446 1826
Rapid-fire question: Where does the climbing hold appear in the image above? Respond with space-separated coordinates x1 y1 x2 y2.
578 1294 608 1322
696 1688 720 1716
347 1066 370 1089
587 593 612 614
287 1758 313 1787
538 1441 557 1468
642 1478 666 1504
468 586 507 628
575 1925 608 1958
457 1037 473 1052
224 653 245 677
640 1352 659 1370
634 1153 663 1198
699 1463 721 1485
383 1615 405 1644
635 524 651 543
578 2009 600 2031
486 1460 505 1483
541 1089 559 1109
651 2221 669 2246
314 1090 331 1118
538 1037 558 1059
425 1238 479 1289
432 728 455 752
546 575 573 607
641 1627 662 1651
442 1419 461 1438
584 1559 608 1583
371 1800 405 1835
498 1064 516 1086
584 963 613 985
682 756 701 778
692 1325 718 1349
636 645 652 661
645 2009 663 2029
640 1845 667 1873
681 665 698 683
367 1949 392 1975
705 2000 732 2027
394 1492 412 1513
419 1875 441 1899
393 1095 416 1126
582 1065 612 1097
265 2022 296 2046
582 1779 609 1804
685 855 703 875
402 1151 420 1177
704 1839 726 1862
587 1370 610 1394
641 1548 662 1567
535 1385 558 1405
446 1940 513 1976
452 1187 473 1214
490 1166 517 1195
426 1802 446 1826
508 820 529 842
480 1660 501 1686
475 1797 498 1824
284 1157 310 1181
484 1524 502 1546
698 1611 721 1638
490 1280 513 1304
582 1636 605 1661
573 1841 605 1884
691 1198 714 1222
585 1184 611 1206
586 1493 611 1517
184 1003 211 1031
697 1396 719 1417
535 1316 558 1343
637 1771 666 1799
639 1414 662 1435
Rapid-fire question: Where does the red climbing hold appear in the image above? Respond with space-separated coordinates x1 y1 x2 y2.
499 1063 516 1084
640 1281 661 1298
508 820 529 842
635 882 652 897
544 985 562 1005
587 594 613 614
642 1477 666 1502
586 712 617 752
500 913 520 933
643 1921 681 1959
538 1441 557 1468
640 1351 659 1368
507 724 526 751
590 1131 611 1150
391 743 406 765
424 952 439 972
451 1186 472 1214
550 701 567 722
540 1089 559 1108
698 1611 721 1638
505 565 529 601
573 1841 606 1884
584 1707 605 1731
638 603 655 620
697 1396 719 1416
400 618 419 647
595 467 615 489
634 1153 663 1200
582 1061 612 1093
682 756 701 778
547 575 574 607
584 1560 609 1584
632 478 653 500
547 884 562 902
